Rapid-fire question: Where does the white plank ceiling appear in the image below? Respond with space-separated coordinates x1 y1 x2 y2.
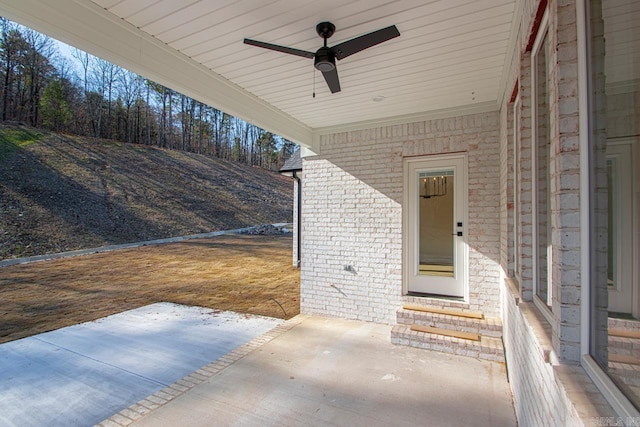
0 0 518 147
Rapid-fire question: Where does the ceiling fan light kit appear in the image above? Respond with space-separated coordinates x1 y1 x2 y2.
314 48 335 72
244 22 400 94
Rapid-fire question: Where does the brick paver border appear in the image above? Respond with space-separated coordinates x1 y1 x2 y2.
95 314 307 427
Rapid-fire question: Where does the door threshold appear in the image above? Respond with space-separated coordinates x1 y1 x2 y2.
405 292 469 308
406 292 466 302
608 311 635 320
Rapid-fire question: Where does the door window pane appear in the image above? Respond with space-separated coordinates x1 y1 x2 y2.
418 170 454 277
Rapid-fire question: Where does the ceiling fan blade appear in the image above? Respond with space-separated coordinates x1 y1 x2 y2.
331 25 400 60
244 38 315 59
321 67 341 93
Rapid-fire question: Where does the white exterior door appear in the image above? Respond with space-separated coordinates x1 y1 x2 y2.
606 142 635 314
404 155 467 297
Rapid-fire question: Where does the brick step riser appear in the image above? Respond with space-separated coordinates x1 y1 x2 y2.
391 326 504 363
608 336 640 356
608 319 640 331
398 318 503 338
396 311 503 338
609 367 640 387
390 334 504 363
403 297 472 311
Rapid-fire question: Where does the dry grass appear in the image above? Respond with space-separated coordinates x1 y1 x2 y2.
0 234 299 344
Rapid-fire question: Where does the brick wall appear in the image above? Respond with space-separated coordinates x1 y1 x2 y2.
500 0 584 361
498 0 616 423
503 286 565 425
297 0 620 423
300 156 403 323
502 282 615 425
300 111 501 323
551 0 583 363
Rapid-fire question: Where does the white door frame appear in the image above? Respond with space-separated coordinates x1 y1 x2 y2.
635 139 640 319
606 142 633 314
403 153 468 298
606 138 639 317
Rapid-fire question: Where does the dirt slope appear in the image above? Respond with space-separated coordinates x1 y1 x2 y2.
0 125 294 259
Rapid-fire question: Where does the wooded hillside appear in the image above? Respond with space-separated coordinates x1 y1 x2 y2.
0 18 295 171
0 125 294 259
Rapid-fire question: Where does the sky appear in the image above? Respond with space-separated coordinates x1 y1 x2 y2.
54 39 82 74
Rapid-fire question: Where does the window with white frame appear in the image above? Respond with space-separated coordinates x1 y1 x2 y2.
531 9 552 313
586 0 640 414
507 91 521 284
513 94 521 282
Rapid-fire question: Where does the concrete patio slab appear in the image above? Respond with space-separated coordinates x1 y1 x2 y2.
123 316 516 427
0 303 282 427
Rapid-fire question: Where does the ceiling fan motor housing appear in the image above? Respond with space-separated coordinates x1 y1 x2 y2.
314 47 335 72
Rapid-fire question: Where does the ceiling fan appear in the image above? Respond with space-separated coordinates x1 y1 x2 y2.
244 22 400 94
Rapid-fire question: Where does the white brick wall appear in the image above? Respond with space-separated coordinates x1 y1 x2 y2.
300 148 403 323
502 281 615 426
551 0 583 363
300 111 501 323
498 0 615 424
292 175 301 267
298 0 620 423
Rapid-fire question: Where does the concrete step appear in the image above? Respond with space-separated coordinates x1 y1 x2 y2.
391 324 504 363
608 335 640 357
608 317 640 332
609 362 640 388
392 303 504 362
396 307 503 338
403 296 473 312
402 304 484 319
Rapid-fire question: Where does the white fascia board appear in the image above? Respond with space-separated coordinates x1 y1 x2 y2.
0 0 316 151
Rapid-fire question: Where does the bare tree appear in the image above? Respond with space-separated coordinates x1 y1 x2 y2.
72 48 91 96
92 57 120 138
17 28 55 125
148 81 170 147
71 48 93 134
117 70 143 142
53 56 76 84
0 19 24 121
0 17 287 171
167 87 174 149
